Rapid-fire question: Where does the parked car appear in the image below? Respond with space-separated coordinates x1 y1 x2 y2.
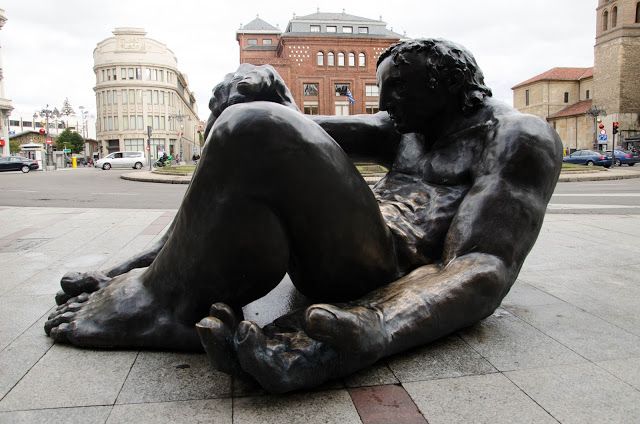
95 151 147 170
605 149 639 166
0 155 39 173
562 150 612 168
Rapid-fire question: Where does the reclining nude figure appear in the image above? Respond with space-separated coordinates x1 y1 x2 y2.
46 39 562 393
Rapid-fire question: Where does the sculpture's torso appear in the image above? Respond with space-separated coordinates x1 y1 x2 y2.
374 117 496 272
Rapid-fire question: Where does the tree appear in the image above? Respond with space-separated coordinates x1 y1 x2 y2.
10 139 21 154
55 128 84 153
61 98 75 129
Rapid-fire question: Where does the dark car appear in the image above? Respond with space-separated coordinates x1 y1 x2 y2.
605 149 639 166
562 150 612 168
0 156 39 173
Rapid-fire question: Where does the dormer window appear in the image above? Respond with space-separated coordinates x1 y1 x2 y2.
327 26 337 33
247 39 257 46
310 25 321 32
343 26 353 33
358 27 369 34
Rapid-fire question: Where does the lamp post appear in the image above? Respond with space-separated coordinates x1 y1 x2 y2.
36 105 61 169
169 112 190 163
587 105 607 151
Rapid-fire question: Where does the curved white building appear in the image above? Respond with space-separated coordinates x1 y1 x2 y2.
94 28 199 161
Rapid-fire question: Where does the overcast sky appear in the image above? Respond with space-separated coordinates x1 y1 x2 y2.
2 0 596 123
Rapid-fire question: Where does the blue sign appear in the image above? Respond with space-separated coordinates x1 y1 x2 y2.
598 134 608 142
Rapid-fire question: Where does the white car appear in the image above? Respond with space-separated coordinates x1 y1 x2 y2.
95 151 147 170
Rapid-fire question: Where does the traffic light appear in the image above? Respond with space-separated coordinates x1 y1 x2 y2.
613 122 619 134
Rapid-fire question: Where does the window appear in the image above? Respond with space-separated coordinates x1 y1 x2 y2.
247 39 257 46
129 116 136 129
101 70 105 81
304 83 319 96
342 26 353 33
152 69 158 80
159 70 164 82
337 52 345 66
146 68 152 80
122 116 128 130
153 90 159 105
348 52 355 67
124 139 144 152
525 89 530 106
328 52 335 66
335 83 350 97
603 10 609 31
359 53 366 67
160 91 165 105
263 39 272 45
365 84 379 97
128 68 134 80
122 89 128 104
586 89 590 100
358 27 369 34
107 117 113 131
310 25 321 32
303 103 319 115
564 92 569 103
317 51 324 66
107 69 112 80
612 6 618 27
128 90 135 104
135 68 142 80
335 102 350 116
137 115 143 130
121 68 126 80
365 105 379 114
136 89 142 104
326 26 337 33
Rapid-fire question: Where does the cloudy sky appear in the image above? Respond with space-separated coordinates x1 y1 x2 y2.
2 0 596 126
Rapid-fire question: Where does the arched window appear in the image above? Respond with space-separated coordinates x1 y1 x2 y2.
327 52 335 66
636 2 640 23
603 10 609 31
359 52 366 67
612 6 618 27
348 52 355 66
316 51 324 66
337 52 345 66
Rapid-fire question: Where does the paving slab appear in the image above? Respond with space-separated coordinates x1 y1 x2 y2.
348 385 426 424
233 389 362 424
507 302 640 362
0 345 137 411
0 295 53 351
108 398 231 424
404 373 556 424
506 362 640 424
0 406 112 424
116 351 231 404
595 356 640 391
344 362 399 388
459 309 587 371
387 335 495 383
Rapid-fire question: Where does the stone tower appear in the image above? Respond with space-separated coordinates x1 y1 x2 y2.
593 0 640 138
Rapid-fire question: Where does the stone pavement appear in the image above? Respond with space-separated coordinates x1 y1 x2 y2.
0 206 639 423
121 165 640 185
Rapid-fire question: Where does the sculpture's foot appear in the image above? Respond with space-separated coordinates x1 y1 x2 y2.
45 269 201 351
196 303 245 375
55 270 113 305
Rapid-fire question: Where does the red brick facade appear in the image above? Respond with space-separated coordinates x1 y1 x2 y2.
237 14 401 115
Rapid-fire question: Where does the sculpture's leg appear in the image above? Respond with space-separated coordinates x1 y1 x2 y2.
45 102 397 351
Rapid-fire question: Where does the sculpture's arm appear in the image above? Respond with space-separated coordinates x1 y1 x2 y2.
310 112 401 167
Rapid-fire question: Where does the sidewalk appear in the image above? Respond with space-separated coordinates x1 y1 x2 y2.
121 166 640 185
0 207 639 423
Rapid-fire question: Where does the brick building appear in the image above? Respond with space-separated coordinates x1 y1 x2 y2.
513 0 640 152
237 12 403 115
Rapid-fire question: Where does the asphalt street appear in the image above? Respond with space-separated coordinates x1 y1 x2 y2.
0 167 639 213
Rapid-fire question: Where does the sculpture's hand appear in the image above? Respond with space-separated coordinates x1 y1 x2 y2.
197 302 389 393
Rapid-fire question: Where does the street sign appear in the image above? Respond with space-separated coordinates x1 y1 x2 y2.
45 138 52 145
598 134 608 142
63 148 71 153
600 129 606 135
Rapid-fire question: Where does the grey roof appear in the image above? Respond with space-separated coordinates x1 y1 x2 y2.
293 12 381 23
238 17 281 34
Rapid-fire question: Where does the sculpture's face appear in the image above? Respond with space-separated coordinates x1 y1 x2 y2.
377 53 447 134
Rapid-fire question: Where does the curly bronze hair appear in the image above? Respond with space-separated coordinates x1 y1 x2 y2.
378 38 492 114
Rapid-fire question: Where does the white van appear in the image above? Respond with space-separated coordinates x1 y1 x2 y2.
95 151 147 170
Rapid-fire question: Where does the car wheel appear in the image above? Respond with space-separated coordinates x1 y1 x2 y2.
21 165 30 173
614 159 622 166
629 163 635 167
134 162 143 169
103 163 111 170
586 161 594 166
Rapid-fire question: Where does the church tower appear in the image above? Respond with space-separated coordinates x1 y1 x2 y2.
593 0 640 139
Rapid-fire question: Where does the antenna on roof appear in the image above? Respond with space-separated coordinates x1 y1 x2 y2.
317 7 319 13
256 14 259 18
293 12 296 18
379 15 383 21
342 8 345 13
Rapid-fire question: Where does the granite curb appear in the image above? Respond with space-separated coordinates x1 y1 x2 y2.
122 168 640 185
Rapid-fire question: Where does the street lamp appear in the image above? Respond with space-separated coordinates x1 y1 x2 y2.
587 105 607 151
36 104 61 169
169 112 190 163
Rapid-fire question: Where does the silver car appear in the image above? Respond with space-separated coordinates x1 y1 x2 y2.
95 151 147 170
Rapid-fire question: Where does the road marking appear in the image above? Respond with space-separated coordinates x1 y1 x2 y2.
553 193 640 197
548 203 640 210
5 189 38 193
99 192 138 196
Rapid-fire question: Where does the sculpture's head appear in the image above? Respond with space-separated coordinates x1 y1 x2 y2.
376 38 492 133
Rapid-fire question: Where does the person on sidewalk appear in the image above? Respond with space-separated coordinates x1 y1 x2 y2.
46 39 562 393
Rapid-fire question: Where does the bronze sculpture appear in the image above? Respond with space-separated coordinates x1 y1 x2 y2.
45 39 562 393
